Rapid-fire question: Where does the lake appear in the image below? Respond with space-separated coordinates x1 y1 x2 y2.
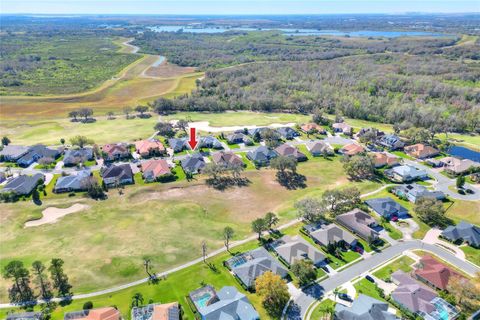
447 146 480 162
148 25 453 38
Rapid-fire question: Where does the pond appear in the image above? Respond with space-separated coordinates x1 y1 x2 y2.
148 25 453 38
447 146 480 162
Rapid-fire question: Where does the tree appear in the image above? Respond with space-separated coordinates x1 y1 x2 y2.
78 108 93 122
154 122 175 138
291 260 316 286
414 198 446 227
261 128 282 148
251 218 266 240
456 175 465 189
135 105 149 117
264 212 279 230
255 271 290 318
143 258 152 279
270 156 297 175
322 187 361 216
83 301 93 310
60 138 65 145
294 197 326 222
38 157 54 169
32 261 52 300
202 241 207 263
48 258 72 297
123 107 133 119
106 111 115 120
2 136 11 146
68 111 79 122
131 292 144 308
203 163 225 182
32 187 40 203
70 135 94 148
176 119 189 133
447 274 480 313
342 154 376 180
152 97 175 115
82 176 104 199
223 226 235 252
312 108 329 125
3 260 35 305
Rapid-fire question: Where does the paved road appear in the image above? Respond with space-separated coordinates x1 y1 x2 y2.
286 240 480 319
404 159 480 201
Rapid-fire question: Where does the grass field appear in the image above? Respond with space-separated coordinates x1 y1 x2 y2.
373 255 415 281
309 299 336 319
0 157 382 298
461 246 480 266
353 279 385 301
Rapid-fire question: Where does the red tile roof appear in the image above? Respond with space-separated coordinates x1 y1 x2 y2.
372 152 399 167
152 302 179 320
135 139 165 156
78 307 121 320
414 255 465 290
301 123 325 133
102 143 128 156
405 144 439 159
340 143 365 156
141 159 171 178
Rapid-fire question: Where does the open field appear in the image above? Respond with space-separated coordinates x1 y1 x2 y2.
372 255 415 281
0 157 381 297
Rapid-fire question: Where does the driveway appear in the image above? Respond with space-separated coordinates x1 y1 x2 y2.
423 228 466 260
324 135 354 146
392 218 419 240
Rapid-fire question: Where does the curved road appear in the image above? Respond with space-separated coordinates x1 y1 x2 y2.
286 240 480 319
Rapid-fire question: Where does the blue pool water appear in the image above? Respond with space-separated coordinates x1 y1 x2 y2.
447 146 480 162
195 293 213 308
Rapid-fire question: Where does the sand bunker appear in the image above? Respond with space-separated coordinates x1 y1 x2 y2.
25 203 90 227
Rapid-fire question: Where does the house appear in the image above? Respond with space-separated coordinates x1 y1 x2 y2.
246 146 277 166
134 139 166 157
404 144 439 159
141 159 171 182
54 170 91 193
17 145 61 167
64 307 121 320
277 127 299 140
6 312 43 320
365 197 409 219
247 127 271 137
168 138 187 152
226 247 288 289
439 157 480 175
101 143 130 161
391 271 458 320
392 183 445 203
131 302 180 320
212 151 244 167
384 165 428 182
336 209 379 241
441 221 480 248
1 173 44 195
332 122 352 135
274 144 307 161
226 132 253 145
301 123 325 134
354 128 385 141
181 153 206 174
306 140 334 157
377 134 405 150
200 136 223 149
306 223 358 249
0 145 29 162
334 294 398 320
63 148 94 166
338 143 365 156
371 152 400 168
101 164 134 187
0 172 5 183
189 286 259 320
414 255 465 290
270 235 326 266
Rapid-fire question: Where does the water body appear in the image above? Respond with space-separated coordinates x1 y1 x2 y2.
447 146 480 162
148 25 452 38
151 56 166 67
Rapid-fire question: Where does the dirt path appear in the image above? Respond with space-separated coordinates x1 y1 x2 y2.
25 203 90 227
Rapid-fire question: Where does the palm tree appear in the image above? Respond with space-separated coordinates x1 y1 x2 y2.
333 287 340 302
131 292 144 308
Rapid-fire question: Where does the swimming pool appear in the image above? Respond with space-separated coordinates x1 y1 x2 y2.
195 293 213 308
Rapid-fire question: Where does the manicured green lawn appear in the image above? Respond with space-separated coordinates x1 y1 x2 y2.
373 255 415 281
378 221 403 240
353 279 385 301
391 151 414 160
461 246 480 266
327 250 362 270
309 299 336 319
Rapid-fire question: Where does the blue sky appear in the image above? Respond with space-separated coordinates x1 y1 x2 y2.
1 0 479 14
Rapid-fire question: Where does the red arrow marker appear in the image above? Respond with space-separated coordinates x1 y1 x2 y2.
188 127 199 150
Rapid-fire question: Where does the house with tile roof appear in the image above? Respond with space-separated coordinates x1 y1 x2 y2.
226 247 288 289
354 127 385 141
54 170 91 193
131 302 180 320
335 294 398 320
339 143 365 156
305 223 358 249
141 159 171 182
332 122 352 135
189 286 259 320
134 139 166 158
101 143 130 162
365 197 409 219
301 123 325 134
270 235 326 266
441 221 480 248
212 151 244 168
439 157 480 175
414 255 466 290
101 164 134 187
274 144 307 161
336 209 380 241
371 152 400 168
1 173 45 195
64 307 121 320
404 144 439 159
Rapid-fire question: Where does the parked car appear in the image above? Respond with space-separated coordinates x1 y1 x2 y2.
365 275 375 283
338 293 352 302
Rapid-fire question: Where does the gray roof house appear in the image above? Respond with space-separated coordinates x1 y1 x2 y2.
391 271 458 320
54 170 91 193
181 153 206 174
200 136 223 149
226 247 288 289
336 209 380 241
441 221 480 248
277 127 299 140
0 145 29 161
6 312 43 320
377 134 405 150
247 127 271 137
270 235 326 266
168 138 187 152
365 197 409 219
307 223 358 248
1 173 45 195
392 183 445 203
101 164 134 186
335 294 398 320
17 145 61 167
63 148 94 166
306 140 334 157
226 132 253 145
189 286 259 320
246 146 277 166
385 165 428 182
275 144 307 161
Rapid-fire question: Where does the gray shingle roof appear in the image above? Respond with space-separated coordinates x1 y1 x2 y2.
63 148 94 166
309 223 357 247
181 153 206 174
306 140 333 155
246 146 277 164
54 170 91 192
277 127 299 139
335 294 398 320
272 235 325 266
441 221 480 247
336 209 379 240
200 136 223 149
0 145 29 160
365 197 409 218
168 138 187 152
102 164 133 180
1 173 45 195
17 145 61 165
